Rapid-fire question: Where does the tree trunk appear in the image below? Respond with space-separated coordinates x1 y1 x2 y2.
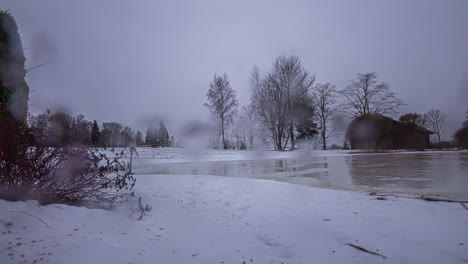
277 132 283 151
221 120 226 149
289 123 295 150
322 129 327 150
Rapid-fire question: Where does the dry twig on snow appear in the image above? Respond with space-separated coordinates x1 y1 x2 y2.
346 243 387 259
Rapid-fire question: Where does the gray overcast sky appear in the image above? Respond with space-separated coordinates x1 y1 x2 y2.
3 0 468 138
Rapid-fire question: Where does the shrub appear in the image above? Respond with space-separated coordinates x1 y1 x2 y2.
329 144 342 150
0 119 136 209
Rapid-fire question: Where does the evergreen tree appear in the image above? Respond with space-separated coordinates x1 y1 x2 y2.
0 10 30 125
144 121 171 147
145 127 154 145
157 121 170 147
90 120 101 146
295 101 318 144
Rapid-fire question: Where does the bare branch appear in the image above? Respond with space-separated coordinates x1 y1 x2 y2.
424 109 447 145
313 82 339 150
339 72 405 118
205 73 238 149
26 59 54 73
251 56 315 150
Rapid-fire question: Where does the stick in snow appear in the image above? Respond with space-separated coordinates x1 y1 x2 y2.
346 243 387 259
10 210 50 228
461 203 468 212
419 195 468 204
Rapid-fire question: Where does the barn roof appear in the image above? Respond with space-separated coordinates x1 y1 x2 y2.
412 125 434 134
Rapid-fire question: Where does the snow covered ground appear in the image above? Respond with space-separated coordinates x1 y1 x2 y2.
1 148 468 264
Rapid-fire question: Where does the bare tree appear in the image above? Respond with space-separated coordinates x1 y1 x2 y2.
424 109 447 145
240 104 257 149
251 66 292 150
251 57 315 150
250 66 279 149
230 119 247 149
205 73 238 149
313 82 339 150
399 113 426 127
101 122 123 147
269 56 315 150
340 72 404 118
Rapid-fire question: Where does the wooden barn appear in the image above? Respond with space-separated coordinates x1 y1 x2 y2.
346 114 434 150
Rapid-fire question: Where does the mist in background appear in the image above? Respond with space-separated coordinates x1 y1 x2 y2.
3 0 468 139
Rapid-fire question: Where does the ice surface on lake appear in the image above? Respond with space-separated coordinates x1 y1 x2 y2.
133 148 468 199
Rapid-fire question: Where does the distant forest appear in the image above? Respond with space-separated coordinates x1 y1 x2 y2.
28 110 172 148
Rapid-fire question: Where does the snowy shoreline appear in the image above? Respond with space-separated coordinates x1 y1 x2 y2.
1 172 468 264
1 148 468 263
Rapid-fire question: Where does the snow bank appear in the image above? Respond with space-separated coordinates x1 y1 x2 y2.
1 174 467 264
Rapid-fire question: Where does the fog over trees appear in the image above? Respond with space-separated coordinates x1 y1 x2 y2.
240 104 257 150
145 120 172 147
27 110 173 148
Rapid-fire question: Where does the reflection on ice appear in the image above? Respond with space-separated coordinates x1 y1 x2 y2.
136 151 468 199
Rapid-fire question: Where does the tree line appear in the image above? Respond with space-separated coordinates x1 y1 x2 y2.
145 120 173 147
205 55 464 150
28 110 173 148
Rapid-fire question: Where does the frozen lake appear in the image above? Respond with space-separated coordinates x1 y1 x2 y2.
135 150 468 199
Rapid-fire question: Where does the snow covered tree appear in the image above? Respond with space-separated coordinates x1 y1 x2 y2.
145 121 171 147
157 121 170 147
205 73 238 149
